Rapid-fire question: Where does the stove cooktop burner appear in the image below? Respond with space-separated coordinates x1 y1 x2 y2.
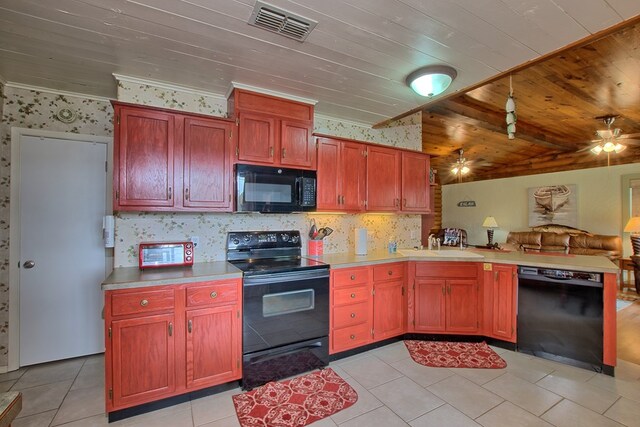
230 256 327 275
226 230 327 275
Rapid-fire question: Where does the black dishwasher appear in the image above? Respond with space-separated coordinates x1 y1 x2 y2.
517 266 603 370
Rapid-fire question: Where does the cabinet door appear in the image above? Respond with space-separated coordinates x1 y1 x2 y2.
183 117 232 210
401 151 430 213
237 112 275 164
116 107 175 208
373 279 405 341
280 119 314 168
111 314 175 408
414 278 446 332
186 305 240 390
492 265 517 341
316 138 341 210
446 279 479 333
366 145 400 211
341 142 367 212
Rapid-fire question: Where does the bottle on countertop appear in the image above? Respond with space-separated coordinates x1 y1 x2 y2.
388 237 397 253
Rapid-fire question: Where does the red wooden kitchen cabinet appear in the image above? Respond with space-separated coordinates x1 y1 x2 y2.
366 145 401 212
411 262 481 334
105 279 242 414
229 89 315 169
114 106 176 209
329 266 373 354
483 264 517 342
400 151 431 213
113 102 235 212
317 137 367 212
372 263 406 341
110 313 176 409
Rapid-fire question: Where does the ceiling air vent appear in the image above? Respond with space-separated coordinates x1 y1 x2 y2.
248 1 317 42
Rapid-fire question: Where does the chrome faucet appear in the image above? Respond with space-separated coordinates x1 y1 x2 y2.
427 234 435 250
436 238 441 251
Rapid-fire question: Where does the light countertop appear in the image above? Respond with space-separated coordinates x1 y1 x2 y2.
311 248 620 274
102 261 242 291
103 248 618 290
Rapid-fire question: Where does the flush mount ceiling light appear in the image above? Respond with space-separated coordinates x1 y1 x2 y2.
406 65 457 97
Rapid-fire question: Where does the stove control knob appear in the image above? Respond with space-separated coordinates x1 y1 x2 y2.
280 233 290 242
291 235 300 244
243 235 251 243
232 238 240 245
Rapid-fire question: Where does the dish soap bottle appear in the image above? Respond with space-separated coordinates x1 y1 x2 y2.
388 237 397 253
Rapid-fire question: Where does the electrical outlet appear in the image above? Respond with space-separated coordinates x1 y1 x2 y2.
410 230 418 239
191 236 199 248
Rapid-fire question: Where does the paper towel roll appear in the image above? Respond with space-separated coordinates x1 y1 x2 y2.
355 228 367 255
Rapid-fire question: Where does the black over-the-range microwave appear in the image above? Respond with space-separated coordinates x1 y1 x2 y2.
235 164 317 213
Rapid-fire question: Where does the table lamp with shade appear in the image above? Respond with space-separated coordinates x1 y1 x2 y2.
624 216 640 255
482 216 499 247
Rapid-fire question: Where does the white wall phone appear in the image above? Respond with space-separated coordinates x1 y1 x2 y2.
103 215 115 248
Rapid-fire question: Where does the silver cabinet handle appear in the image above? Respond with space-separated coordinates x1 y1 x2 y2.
23 260 35 269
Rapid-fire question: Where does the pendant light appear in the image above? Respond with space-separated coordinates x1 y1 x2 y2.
406 65 457 97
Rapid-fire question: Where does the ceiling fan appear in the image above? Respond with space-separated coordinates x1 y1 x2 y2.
449 149 492 183
581 116 640 164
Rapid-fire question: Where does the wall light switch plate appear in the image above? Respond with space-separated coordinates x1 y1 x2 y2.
191 236 199 248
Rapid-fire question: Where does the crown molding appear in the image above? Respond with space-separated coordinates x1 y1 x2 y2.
113 74 227 102
227 81 318 105
4 82 112 102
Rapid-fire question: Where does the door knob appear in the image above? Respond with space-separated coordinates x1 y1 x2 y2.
23 260 35 269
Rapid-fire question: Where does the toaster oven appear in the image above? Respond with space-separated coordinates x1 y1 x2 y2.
138 241 194 269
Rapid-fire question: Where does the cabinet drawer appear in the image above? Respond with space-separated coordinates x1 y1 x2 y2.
333 302 369 328
415 262 478 278
186 281 238 308
332 323 371 353
373 263 405 281
333 267 369 287
111 289 175 317
333 285 370 305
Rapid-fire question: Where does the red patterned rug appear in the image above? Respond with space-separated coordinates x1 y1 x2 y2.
405 340 507 369
232 368 358 426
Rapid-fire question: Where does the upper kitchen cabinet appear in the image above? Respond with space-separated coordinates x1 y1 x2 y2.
112 102 235 212
316 137 367 212
228 89 315 170
366 145 401 212
401 151 431 213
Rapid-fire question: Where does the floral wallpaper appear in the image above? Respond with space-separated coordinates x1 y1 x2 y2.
117 80 227 117
0 85 112 366
112 79 423 267
314 112 422 151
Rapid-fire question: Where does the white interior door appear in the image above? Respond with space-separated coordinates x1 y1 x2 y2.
19 135 107 366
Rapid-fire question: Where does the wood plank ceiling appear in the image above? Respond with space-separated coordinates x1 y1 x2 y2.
1 0 640 126
423 18 640 184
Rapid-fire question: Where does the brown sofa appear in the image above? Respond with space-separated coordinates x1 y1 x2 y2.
504 231 622 260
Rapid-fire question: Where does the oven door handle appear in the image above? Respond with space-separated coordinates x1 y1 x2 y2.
243 268 330 285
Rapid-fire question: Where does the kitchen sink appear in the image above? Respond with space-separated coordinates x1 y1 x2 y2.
398 248 484 259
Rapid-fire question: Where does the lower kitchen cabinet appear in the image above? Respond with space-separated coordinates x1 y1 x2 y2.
104 279 242 414
411 262 481 334
330 263 407 354
111 313 176 409
484 263 517 342
330 267 372 354
372 263 405 341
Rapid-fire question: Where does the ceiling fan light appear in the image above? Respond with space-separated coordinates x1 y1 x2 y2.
591 145 603 155
614 143 626 153
451 166 460 175
461 166 470 175
406 65 457 97
603 141 616 152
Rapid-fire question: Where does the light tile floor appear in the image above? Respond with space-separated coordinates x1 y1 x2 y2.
4 343 640 426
